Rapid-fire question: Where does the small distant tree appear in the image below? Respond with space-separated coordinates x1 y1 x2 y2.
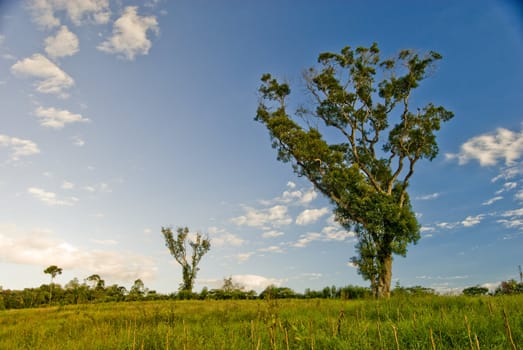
161 226 211 294
44 265 62 304
129 279 147 300
495 279 523 295
463 285 489 296
85 274 105 290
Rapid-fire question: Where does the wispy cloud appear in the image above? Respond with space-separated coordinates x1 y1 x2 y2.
258 245 284 254
0 134 40 161
45 25 79 58
83 182 112 193
461 214 485 227
35 106 89 129
235 252 254 263
28 187 78 206
415 193 440 200
11 53 74 96
61 181 74 190
492 162 523 182
500 208 523 217
262 230 284 238
292 232 322 248
71 136 85 146
207 226 245 247
91 239 118 245
482 196 503 206
98 6 159 60
446 128 523 166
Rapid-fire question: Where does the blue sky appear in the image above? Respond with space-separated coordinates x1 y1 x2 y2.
1 0 522 294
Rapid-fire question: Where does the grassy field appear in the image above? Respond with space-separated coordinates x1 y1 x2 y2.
1 295 522 349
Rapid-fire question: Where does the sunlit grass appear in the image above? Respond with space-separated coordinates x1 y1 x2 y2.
1 295 522 349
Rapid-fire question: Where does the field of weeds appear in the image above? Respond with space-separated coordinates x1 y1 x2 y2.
1 295 522 349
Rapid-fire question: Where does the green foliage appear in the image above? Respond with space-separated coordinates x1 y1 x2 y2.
1 296 522 349
256 43 453 297
495 279 523 295
463 285 489 296
260 285 297 299
392 283 435 296
161 226 211 293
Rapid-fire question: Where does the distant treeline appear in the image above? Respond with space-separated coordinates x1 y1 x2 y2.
1 277 522 310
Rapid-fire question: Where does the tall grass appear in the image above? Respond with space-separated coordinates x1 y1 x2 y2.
1 295 521 349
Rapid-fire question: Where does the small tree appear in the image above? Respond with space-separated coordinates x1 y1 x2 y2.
463 285 489 296
43 265 62 304
161 226 211 294
129 279 147 300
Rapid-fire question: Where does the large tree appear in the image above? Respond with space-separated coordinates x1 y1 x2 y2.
161 226 211 293
256 43 453 298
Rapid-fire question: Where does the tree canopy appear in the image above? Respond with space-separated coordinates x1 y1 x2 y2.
256 42 453 298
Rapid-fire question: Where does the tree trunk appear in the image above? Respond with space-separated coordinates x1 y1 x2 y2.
377 254 393 298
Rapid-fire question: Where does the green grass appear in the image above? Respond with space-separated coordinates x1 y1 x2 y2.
1 295 522 349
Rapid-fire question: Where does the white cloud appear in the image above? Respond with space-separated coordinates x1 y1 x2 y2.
28 0 60 28
35 106 89 129
296 207 329 225
213 233 244 247
492 162 523 182
82 183 111 193
300 272 322 280
235 252 254 263
461 214 485 227
436 222 459 230
259 184 317 207
98 6 159 60
299 188 318 205
262 230 284 238
0 135 40 161
28 0 110 28
72 136 85 146
515 190 523 201
45 25 79 58
231 205 292 228
495 182 517 195
321 225 356 241
292 232 322 248
207 226 244 247
229 274 284 292
28 187 78 206
500 208 523 217
61 181 74 189
416 193 440 200
482 196 503 206
0 224 156 281
11 53 74 96
446 128 523 166
91 239 118 245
